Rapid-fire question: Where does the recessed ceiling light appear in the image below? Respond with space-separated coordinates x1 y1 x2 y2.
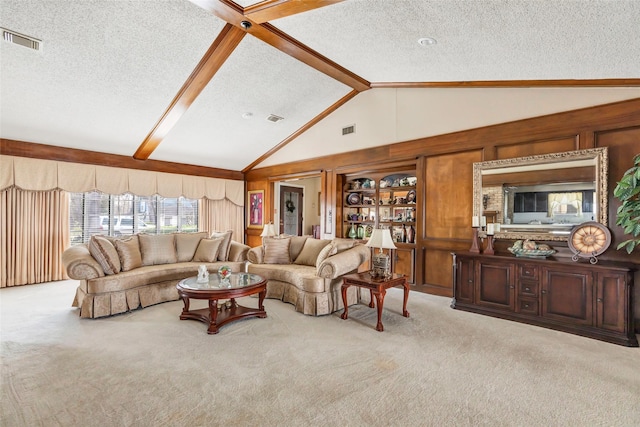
241 112 253 119
417 37 437 46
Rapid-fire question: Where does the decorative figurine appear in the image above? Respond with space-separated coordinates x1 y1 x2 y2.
197 265 209 283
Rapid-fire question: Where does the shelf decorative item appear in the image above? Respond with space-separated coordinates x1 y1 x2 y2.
568 221 611 264
407 225 415 244
347 193 361 205
470 216 481 253
507 240 556 258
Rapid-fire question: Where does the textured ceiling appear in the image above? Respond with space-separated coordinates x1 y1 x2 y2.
1 0 639 173
154 35 351 171
275 0 640 82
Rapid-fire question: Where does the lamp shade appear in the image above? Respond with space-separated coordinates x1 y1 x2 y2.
260 223 276 237
365 228 396 250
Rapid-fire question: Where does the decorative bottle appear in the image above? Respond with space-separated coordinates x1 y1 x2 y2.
401 224 407 243
408 225 415 244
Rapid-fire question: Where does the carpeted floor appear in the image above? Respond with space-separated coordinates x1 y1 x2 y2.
2 280 639 426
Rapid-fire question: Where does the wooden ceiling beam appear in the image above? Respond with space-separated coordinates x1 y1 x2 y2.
189 0 370 92
2 139 244 180
244 0 344 24
133 23 245 160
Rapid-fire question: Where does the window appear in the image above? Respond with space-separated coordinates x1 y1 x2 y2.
70 192 198 245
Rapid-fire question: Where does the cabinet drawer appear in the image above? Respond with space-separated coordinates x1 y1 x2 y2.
517 297 539 315
519 279 538 296
518 264 539 280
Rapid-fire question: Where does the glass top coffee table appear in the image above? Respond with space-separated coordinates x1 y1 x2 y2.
176 273 267 334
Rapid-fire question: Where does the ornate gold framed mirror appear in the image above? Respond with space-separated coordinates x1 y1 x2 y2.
473 147 608 241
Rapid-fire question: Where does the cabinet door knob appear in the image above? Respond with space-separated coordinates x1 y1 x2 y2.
525 287 530 291
597 298 603 303
541 290 547 294
524 303 530 308
509 285 515 289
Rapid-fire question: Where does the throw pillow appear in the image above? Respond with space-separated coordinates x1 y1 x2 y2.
332 238 358 253
139 234 177 266
114 236 142 272
315 243 338 268
88 235 121 275
210 230 233 261
192 237 224 262
294 238 331 266
175 232 208 262
263 237 291 264
288 235 309 261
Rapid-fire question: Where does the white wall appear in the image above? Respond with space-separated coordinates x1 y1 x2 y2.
258 87 640 168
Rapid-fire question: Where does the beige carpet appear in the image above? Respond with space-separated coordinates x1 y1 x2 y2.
1 280 639 427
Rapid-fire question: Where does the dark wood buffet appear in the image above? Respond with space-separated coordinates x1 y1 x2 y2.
451 252 637 347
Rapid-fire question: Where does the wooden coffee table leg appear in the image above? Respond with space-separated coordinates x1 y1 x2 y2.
258 289 266 313
207 299 219 334
368 289 375 308
340 282 349 320
374 289 386 332
179 293 190 317
402 279 410 318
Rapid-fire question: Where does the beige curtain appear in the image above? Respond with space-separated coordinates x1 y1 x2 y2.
1 155 242 202
548 192 583 217
199 198 244 244
1 187 69 287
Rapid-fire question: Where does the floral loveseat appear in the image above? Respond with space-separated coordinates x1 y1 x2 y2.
247 236 370 316
62 231 249 318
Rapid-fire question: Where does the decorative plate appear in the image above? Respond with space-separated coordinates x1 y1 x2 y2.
568 221 611 264
407 190 416 203
346 193 361 205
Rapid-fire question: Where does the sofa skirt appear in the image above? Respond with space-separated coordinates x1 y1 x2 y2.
72 280 180 318
264 278 360 316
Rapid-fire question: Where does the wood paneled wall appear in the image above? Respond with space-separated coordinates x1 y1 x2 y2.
246 98 640 299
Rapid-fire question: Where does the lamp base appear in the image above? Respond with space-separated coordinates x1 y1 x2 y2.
371 252 391 279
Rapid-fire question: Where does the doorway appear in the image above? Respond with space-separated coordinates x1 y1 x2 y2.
280 186 303 235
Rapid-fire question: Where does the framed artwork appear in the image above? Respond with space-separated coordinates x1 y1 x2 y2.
393 208 405 222
248 190 264 229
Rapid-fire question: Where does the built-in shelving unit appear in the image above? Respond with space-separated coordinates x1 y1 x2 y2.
341 171 418 282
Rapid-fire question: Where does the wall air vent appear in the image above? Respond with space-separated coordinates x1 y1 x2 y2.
2 28 41 51
266 114 284 123
342 124 355 135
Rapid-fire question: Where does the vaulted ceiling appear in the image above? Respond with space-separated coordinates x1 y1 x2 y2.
1 0 639 173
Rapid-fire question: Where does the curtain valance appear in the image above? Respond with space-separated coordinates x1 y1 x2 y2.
0 155 244 206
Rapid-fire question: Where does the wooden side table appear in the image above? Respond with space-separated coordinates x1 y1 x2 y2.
340 272 410 331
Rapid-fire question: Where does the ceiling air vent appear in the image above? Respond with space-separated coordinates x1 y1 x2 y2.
342 124 355 135
266 114 284 123
2 28 41 51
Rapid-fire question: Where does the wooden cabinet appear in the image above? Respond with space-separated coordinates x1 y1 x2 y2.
452 252 637 347
476 260 515 311
342 172 417 283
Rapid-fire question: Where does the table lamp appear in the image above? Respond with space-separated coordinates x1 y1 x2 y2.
366 228 396 279
260 222 276 244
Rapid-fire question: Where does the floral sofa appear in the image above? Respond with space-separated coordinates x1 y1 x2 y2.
62 231 249 318
247 236 370 316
